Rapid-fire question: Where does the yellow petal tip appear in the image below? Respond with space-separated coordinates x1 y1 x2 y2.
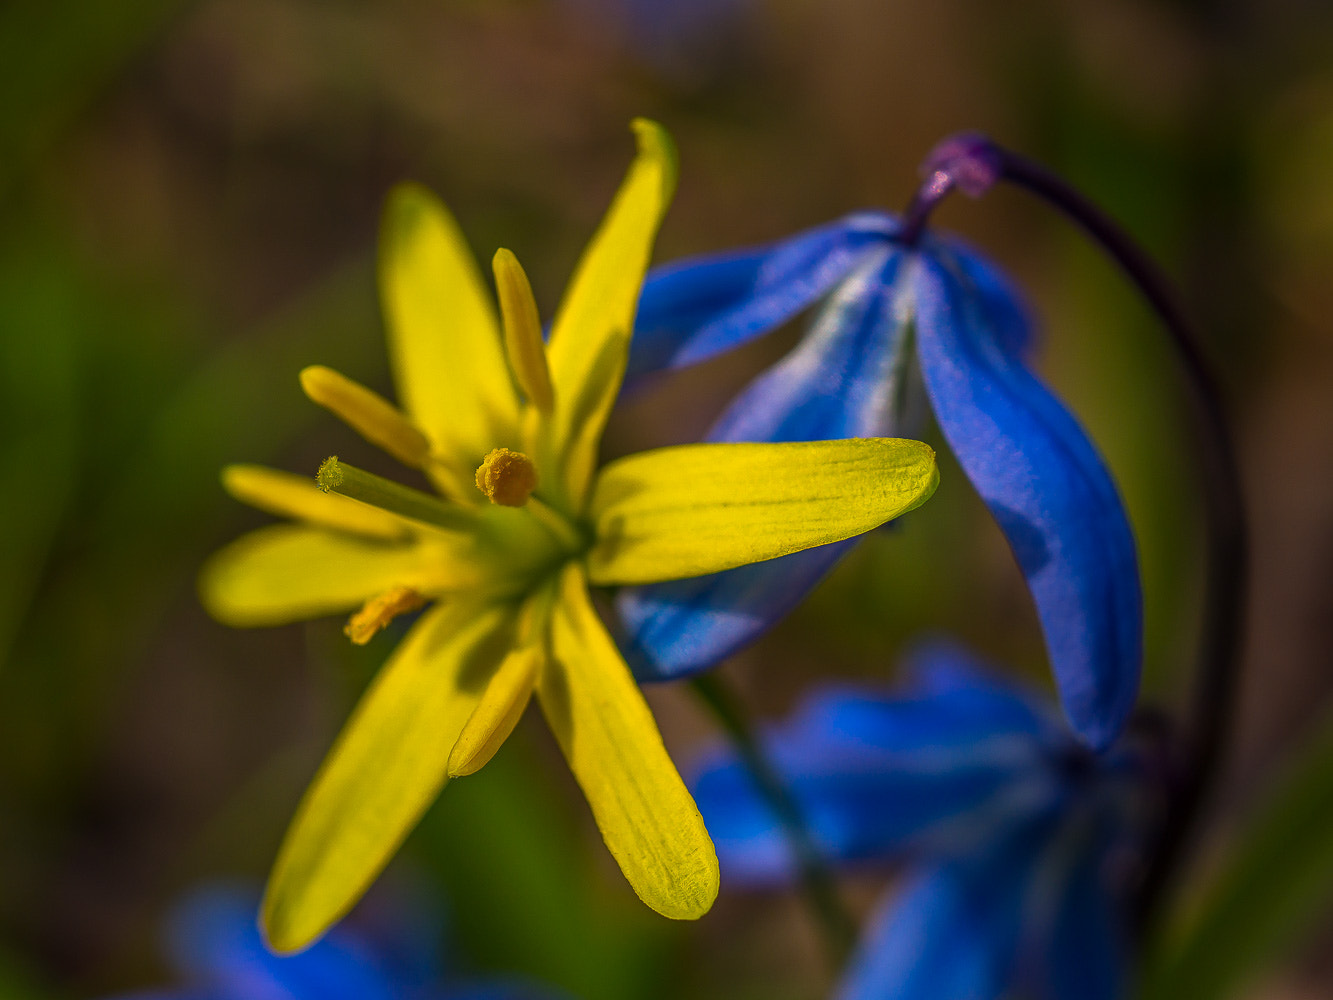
445 737 491 778
628 843 719 921
258 895 318 956
628 117 678 205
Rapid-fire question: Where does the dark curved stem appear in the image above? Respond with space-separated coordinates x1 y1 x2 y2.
690 673 857 966
897 169 954 247
990 148 1248 931
897 134 1249 932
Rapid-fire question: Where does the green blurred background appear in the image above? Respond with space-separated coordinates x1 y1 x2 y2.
2 1 1333 997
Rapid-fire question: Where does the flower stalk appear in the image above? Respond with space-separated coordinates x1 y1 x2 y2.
689 673 857 965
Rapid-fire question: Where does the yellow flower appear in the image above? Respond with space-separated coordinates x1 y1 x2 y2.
200 120 939 953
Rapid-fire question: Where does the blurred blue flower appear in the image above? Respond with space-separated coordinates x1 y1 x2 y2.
107 884 566 1000
620 214 1141 749
690 641 1160 1000
560 0 754 83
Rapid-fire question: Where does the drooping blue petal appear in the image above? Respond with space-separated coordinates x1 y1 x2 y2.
690 680 1063 880
911 249 1142 749
940 239 1036 359
626 211 896 382
164 886 399 1000
836 856 1030 1000
618 248 910 680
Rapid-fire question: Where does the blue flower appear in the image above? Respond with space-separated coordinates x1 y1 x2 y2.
619 213 1142 749
106 884 566 1000
689 640 1159 1000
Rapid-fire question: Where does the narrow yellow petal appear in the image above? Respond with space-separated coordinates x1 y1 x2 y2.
537 563 718 920
299 365 431 468
586 438 940 585
541 119 677 510
492 249 554 414
447 645 540 777
199 524 479 627
262 600 516 953
221 464 411 541
379 184 521 486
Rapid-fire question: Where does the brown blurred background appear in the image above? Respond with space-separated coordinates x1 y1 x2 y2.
2 1 1333 997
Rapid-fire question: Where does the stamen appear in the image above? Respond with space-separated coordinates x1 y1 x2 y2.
317 456 477 532
344 586 426 645
492 249 555 414
474 447 538 507
299 365 431 468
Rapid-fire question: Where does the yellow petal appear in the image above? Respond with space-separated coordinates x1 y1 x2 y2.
379 183 521 490
537 563 718 919
586 438 940 585
492 249 554 414
542 119 677 510
199 524 477 627
299 365 431 468
262 600 516 953
447 645 540 777
222 464 412 541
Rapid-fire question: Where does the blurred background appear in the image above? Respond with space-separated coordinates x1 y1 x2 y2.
2 0 1333 997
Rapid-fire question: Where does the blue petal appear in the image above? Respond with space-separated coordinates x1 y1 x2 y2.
836 859 1029 1000
706 246 909 441
344 891 446 994
626 211 895 382
897 638 1064 740
618 248 910 680
939 239 1035 359
165 886 401 1000
617 541 855 682
690 680 1061 879
911 249 1142 749
1027 828 1126 1000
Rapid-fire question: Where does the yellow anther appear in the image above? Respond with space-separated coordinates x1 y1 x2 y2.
344 586 427 645
300 365 432 468
492 249 555 414
474 447 538 506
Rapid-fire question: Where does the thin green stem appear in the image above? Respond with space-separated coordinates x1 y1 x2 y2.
690 673 858 966
317 456 477 533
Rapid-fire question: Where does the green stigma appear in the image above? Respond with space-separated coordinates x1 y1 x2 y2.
317 456 345 493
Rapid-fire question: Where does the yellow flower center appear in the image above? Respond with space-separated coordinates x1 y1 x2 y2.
475 447 538 507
